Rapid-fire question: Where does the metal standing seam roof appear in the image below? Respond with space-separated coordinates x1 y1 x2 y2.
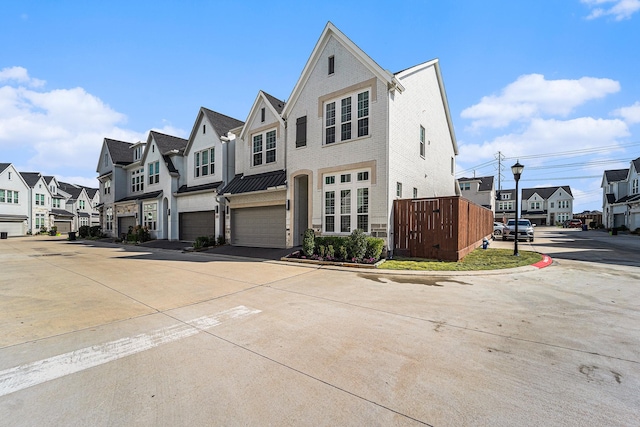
115 190 163 203
176 181 224 194
51 209 74 218
220 170 287 195
201 108 245 137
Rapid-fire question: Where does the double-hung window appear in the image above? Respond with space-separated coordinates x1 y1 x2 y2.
195 148 215 177
53 198 60 208
143 203 157 230
35 193 45 205
252 130 276 166
148 161 159 185
106 207 113 231
633 178 639 194
325 90 370 145
420 125 426 157
104 180 111 195
79 200 86 210
131 168 144 193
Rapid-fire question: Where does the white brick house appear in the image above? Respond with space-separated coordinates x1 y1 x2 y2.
521 186 573 226
602 157 640 230
279 22 458 248
0 163 29 236
20 172 53 234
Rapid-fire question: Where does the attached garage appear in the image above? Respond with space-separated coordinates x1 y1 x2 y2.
118 216 137 236
0 220 25 237
179 211 215 241
231 205 286 248
54 221 72 234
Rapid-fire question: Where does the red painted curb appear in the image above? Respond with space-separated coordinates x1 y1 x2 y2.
532 254 552 269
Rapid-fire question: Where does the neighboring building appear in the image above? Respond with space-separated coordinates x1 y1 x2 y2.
221 91 287 247
495 189 517 222
58 181 95 231
602 157 640 230
574 210 603 228
0 163 29 236
19 172 53 234
221 22 458 249
177 107 243 242
458 176 495 212
521 186 573 226
82 186 101 226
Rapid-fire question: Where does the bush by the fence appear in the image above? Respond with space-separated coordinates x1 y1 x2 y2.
297 229 385 263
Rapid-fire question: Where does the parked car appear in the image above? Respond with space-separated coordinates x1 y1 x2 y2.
502 219 535 242
568 219 582 228
493 222 506 236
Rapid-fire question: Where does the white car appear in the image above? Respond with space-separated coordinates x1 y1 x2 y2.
502 219 535 242
493 222 506 236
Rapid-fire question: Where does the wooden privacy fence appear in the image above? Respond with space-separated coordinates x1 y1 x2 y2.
393 196 494 261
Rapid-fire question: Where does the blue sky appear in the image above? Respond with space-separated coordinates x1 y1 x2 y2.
1 0 639 212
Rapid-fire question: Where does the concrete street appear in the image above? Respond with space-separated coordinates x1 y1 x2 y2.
1 228 639 426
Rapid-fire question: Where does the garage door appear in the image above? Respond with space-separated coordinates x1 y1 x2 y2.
0 221 25 237
54 221 71 234
179 211 215 241
231 205 286 248
118 216 137 236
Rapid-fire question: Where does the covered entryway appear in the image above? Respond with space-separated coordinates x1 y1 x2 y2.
118 216 137 236
231 205 286 248
179 211 215 241
54 221 72 234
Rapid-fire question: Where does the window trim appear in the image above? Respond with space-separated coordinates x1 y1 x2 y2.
323 169 371 234
328 55 335 75
195 147 215 177
419 125 426 158
148 161 159 185
251 129 277 167
324 89 370 146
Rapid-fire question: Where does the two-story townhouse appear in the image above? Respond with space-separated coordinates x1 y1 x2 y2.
0 163 30 236
127 131 188 240
82 187 101 226
495 189 517 222
521 186 573 226
20 172 53 234
96 138 135 237
220 91 287 247
458 176 495 213
44 175 74 233
602 157 640 230
58 182 93 230
177 107 243 242
275 22 457 249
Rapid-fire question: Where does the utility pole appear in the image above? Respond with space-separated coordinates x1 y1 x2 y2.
495 151 505 197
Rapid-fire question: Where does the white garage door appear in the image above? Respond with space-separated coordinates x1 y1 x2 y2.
179 211 215 241
54 221 72 234
231 206 286 248
118 216 137 236
0 221 25 237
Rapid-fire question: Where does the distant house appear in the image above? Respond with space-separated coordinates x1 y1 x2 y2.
20 172 53 234
0 163 29 236
521 186 573 226
495 189 517 222
602 157 640 230
458 176 495 212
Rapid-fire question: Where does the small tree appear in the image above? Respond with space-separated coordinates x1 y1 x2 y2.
348 229 367 260
302 229 315 257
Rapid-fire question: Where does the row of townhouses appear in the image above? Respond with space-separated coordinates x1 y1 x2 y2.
602 157 640 230
0 163 99 236
96 22 460 249
458 176 575 225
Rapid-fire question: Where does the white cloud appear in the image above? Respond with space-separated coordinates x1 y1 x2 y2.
0 66 45 88
461 74 620 129
582 0 640 20
613 101 640 124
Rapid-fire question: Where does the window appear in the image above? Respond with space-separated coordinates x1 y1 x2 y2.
133 146 142 161
396 182 402 198
148 161 159 184
131 168 144 193
323 169 371 234
104 179 111 195
80 217 89 227
35 213 45 230
328 55 335 75
451 157 455 175
143 203 157 230
460 182 470 191
79 200 86 210
325 90 369 144
558 200 570 209
203 124 206 134
633 178 639 194
413 188 418 198
103 153 108 167
8 172 11 180
501 193 510 200
550 202 554 208
195 148 215 177
252 131 276 166
498 201 514 210
420 125 426 157
261 107 265 123
106 207 113 231
0 189 4 203
53 198 61 208
0 189 18 204
296 116 307 148
530 201 541 210
35 193 45 205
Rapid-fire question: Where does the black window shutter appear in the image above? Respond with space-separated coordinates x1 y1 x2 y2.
296 116 307 147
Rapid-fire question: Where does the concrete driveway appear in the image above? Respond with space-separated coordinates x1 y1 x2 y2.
1 232 639 426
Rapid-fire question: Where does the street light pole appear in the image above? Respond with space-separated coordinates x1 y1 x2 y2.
511 160 524 257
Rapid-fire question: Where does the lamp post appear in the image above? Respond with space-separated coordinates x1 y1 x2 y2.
511 160 524 256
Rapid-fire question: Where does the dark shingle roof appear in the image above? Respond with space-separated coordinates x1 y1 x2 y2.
81 187 98 198
604 168 629 183
106 138 134 165
177 181 223 194
0 163 11 174
51 209 74 218
19 172 42 187
220 170 287 195
58 181 83 199
263 92 286 114
522 186 572 200
201 108 244 137
458 176 494 192
163 155 178 174
150 131 188 155
632 157 640 174
115 190 163 203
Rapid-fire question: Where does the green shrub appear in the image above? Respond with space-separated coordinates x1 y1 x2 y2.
338 245 348 261
365 237 385 260
217 235 225 245
348 229 367 260
193 236 210 249
89 226 102 237
327 245 335 258
318 245 326 258
302 229 315 256
78 225 90 238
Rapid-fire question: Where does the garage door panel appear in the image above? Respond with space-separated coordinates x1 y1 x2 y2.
0 221 25 237
54 221 71 234
231 206 285 248
179 211 215 241
118 217 137 236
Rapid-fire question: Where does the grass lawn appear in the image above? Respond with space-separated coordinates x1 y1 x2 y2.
380 248 543 271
